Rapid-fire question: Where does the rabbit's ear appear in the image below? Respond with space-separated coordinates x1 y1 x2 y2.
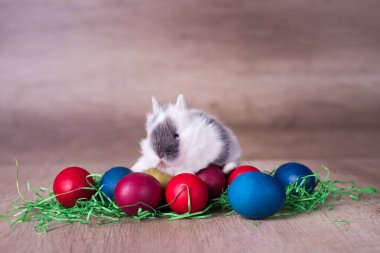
152 96 161 112
175 94 187 110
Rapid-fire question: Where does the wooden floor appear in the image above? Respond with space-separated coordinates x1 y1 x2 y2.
0 159 379 253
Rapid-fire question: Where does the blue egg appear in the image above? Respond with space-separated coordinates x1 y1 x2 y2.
273 162 316 193
99 166 132 200
227 172 285 219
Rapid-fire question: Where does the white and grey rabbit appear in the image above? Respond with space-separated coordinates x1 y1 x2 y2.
131 95 242 176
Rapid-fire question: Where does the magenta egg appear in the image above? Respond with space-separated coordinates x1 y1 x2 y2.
196 164 227 199
114 172 162 215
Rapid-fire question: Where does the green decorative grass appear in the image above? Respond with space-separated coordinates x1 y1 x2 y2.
0 161 378 233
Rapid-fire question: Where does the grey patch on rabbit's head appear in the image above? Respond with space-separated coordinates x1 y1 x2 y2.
150 117 180 161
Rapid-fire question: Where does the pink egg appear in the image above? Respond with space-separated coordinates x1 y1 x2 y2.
114 172 162 215
196 164 226 199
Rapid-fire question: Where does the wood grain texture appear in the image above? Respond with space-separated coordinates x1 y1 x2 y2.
0 159 379 253
1 0 380 161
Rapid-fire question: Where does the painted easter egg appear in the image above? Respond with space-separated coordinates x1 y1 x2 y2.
53 167 96 208
114 172 162 215
99 166 132 200
144 168 172 188
273 162 316 192
165 173 208 214
227 172 285 219
228 165 260 185
196 164 226 198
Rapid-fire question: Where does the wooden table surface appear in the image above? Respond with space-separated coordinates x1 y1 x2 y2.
0 158 379 253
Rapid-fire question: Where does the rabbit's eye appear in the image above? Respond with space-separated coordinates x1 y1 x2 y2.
173 133 179 139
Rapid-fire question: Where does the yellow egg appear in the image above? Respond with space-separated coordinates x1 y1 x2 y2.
144 168 172 188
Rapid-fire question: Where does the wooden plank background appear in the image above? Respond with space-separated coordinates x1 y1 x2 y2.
0 0 379 252
1 0 380 164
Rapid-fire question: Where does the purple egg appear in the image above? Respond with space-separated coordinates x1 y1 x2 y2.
196 164 227 199
114 172 162 215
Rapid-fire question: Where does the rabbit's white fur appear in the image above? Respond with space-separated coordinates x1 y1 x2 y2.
131 95 241 176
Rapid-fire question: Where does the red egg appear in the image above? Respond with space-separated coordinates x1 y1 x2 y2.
165 173 208 214
228 165 260 185
53 167 96 208
114 172 162 215
196 164 226 199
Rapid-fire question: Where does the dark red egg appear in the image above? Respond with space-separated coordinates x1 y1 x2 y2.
228 165 260 185
114 172 162 215
196 164 226 198
53 167 96 208
165 173 208 214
